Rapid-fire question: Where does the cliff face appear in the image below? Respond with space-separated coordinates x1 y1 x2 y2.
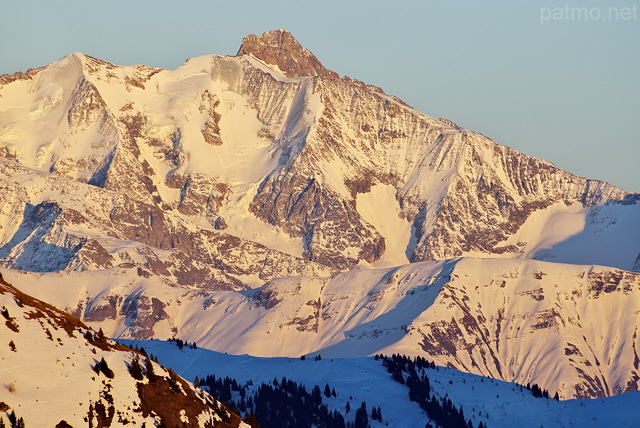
249 74 631 268
0 160 333 289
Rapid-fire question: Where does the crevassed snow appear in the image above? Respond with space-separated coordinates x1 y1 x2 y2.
115 55 279 184
189 77 274 183
0 55 97 169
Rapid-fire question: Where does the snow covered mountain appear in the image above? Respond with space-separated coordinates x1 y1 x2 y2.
1 28 639 408
1 29 637 280
0 273 247 427
4 257 640 400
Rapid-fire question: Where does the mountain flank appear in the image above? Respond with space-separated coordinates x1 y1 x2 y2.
0 273 248 427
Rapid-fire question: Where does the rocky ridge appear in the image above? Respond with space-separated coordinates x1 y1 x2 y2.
0 159 333 289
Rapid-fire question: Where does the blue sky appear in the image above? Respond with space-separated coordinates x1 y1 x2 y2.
2 0 639 192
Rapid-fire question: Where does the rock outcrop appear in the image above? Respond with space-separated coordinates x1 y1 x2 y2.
237 29 339 79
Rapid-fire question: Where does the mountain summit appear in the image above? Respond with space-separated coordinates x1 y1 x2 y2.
237 29 339 78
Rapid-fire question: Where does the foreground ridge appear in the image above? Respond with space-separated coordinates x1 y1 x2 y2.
0 273 247 427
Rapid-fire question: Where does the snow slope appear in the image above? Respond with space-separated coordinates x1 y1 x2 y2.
356 184 414 267
4 257 640 399
0 274 248 427
493 198 640 271
121 339 640 428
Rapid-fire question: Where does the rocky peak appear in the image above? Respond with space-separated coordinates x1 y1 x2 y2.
237 29 339 79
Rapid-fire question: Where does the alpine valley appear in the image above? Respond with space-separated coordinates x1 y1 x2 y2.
1 29 639 427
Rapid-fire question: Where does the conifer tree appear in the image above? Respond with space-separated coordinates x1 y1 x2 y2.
244 413 260 428
354 402 368 428
311 385 322 406
98 357 114 378
145 358 157 382
324 383 332 398
128 356 144 380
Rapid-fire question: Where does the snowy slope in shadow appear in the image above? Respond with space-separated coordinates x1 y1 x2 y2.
122 339 640 428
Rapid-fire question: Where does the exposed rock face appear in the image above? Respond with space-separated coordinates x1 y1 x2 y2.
175 173 228 223
249 74 631 267
0 160 334 289
237 29 339 79
407 259 640 399
121 295 169 339
251 169 386 269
